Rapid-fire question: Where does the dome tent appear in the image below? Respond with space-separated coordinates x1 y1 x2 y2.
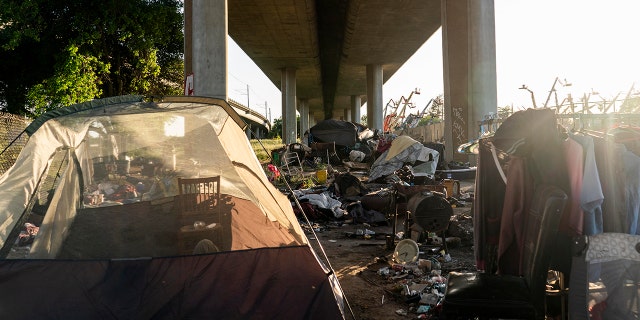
0 95 345 319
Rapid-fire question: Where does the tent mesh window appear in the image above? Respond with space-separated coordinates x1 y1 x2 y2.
0 112 31 176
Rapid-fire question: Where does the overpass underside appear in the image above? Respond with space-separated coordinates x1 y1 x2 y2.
185 0 498 164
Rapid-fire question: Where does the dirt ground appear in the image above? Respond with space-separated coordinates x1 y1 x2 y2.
306 180 477 320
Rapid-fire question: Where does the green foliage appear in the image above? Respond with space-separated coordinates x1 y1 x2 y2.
268 117 283 139
0 0 184 116
417 115 441 126
26 44 109 116
251 138 285 163
428 94 444 119
498 105 513 119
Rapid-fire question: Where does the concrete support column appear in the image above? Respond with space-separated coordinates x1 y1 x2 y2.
185 0 228 99
299 99 310 143
309 114 316 128
469 1 498 133
366 65 383 130
351 95 362 124
281 67 297 144
343 108 351 122
441 0 497 164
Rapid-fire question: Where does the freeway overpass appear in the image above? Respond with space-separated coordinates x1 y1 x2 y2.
184 0 498 163
228 99 270 139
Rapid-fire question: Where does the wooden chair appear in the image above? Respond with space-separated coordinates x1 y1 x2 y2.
441 184 568 320
176 176 222 255
177 176 221 214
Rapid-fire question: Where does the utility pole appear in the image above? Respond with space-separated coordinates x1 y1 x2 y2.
246 84 250 110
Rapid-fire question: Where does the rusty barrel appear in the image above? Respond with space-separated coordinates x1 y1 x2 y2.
406 192 453 233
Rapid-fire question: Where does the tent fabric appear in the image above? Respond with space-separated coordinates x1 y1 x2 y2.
309 119 358 147
0 96 305 253
24 95 145 135
0 246 344 319
0 95 345 318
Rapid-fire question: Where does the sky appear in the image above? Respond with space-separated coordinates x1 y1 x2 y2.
228 0 640 122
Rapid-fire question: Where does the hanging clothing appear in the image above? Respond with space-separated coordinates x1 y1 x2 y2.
569 133 604 235
475 108 570 275
473 138 508 272
622 147 640 234
491 108 570 193
593 137 627 233
560 136 585 236
497 155 533 275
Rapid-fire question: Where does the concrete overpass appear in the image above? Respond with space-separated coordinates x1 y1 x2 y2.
228 99 270 139
184 0 498 163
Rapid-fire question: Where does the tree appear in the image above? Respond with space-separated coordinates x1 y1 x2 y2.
268 117 282 139
0 0 184 116
498 105 513 119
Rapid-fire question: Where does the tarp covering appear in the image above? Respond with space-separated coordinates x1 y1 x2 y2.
369 136 439 182
0 95 345 318
309 119 359 147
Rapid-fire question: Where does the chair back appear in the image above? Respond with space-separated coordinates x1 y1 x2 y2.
521 184 568 309
177 176 221 216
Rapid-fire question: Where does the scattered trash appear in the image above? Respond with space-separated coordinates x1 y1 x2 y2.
261 138 477 320
416 305 431 314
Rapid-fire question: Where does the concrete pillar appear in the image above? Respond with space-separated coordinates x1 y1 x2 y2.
351 95 362 124
343 108 351 122
309 114 316 128
366 65 383 130
441 0 497 164
299 99 310 143
469 1 498 133
185 0 228 99
281 67 297 144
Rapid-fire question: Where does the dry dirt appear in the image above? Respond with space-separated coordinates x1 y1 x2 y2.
306 181 477 320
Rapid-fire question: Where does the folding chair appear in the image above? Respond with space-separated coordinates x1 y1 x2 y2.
283 150 303 177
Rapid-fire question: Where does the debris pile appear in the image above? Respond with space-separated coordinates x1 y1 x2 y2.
264 129 478 319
